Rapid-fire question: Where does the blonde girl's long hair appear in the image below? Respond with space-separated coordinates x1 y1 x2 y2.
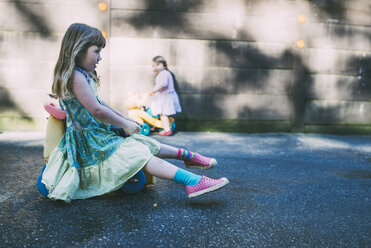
52 23 106 99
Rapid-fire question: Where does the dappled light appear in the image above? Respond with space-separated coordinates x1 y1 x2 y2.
297 134 371 153
0 0 370 133
0 131 44 147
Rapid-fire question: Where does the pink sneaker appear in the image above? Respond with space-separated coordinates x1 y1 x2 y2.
184 153 217 169
159 130 172 136
186 176 229 198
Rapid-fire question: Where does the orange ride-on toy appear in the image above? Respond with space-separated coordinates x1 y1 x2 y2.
124 92 176 136
37 102 153 197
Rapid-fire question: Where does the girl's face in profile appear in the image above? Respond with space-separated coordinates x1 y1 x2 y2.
78 45 102 72
152 62 164 74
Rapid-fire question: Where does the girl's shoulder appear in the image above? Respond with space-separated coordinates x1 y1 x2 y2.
74 67 89 78
73 67 95 85
159 69 171 75
157 69 172 79
73 69 89 84
73 68 98 95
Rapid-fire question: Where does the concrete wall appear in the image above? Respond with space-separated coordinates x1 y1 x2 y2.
0 0 370 133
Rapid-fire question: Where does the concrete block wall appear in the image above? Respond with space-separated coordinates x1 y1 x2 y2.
297 0 371 133
0 0 370 134
109 0 297 133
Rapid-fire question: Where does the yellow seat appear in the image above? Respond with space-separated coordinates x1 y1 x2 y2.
43 115 65 163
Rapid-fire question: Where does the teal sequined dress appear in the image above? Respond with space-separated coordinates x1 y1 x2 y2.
42 68 160 202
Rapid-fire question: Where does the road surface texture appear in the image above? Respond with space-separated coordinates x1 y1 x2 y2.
0 131 370 247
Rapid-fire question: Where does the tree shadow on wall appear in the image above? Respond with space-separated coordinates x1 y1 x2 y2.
206 40 293 93
309 0 347 21
0 86 32 131
309 0 371 41
298 54 371 132
349 55 371 100
11 0 52 37
118 0 369 133
117 0 202 32
208 39 314 132
118 1 307 129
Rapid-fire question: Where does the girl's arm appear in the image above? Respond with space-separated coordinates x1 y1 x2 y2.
151 83 166 94
149 71 168 95
72 71 141 134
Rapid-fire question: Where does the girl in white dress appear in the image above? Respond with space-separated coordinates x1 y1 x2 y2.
149 56 182 136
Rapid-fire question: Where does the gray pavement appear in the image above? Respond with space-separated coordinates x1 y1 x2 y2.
0 131 370 247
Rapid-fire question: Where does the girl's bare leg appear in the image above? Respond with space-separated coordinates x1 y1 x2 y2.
160 115 171 132
156 143 179 159
142 156 178 180
143 154 229 199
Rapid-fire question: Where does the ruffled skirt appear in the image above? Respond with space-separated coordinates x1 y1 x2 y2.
150 91 182 116
42 134 160 203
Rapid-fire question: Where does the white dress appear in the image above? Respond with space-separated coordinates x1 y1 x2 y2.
150 70 182 116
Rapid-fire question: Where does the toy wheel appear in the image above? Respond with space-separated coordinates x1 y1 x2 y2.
140 123 151 136
121 170 145 194
37 164 49 197
171 122 176 131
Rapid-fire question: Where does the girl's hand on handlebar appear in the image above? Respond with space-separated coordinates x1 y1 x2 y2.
124 122 142 135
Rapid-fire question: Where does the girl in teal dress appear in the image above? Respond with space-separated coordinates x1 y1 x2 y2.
42 23 229 203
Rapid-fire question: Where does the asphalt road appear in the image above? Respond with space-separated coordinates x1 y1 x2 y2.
0 131 370 247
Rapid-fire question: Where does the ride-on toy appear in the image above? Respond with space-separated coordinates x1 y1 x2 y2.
124 92 176 136
37 102 152 197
